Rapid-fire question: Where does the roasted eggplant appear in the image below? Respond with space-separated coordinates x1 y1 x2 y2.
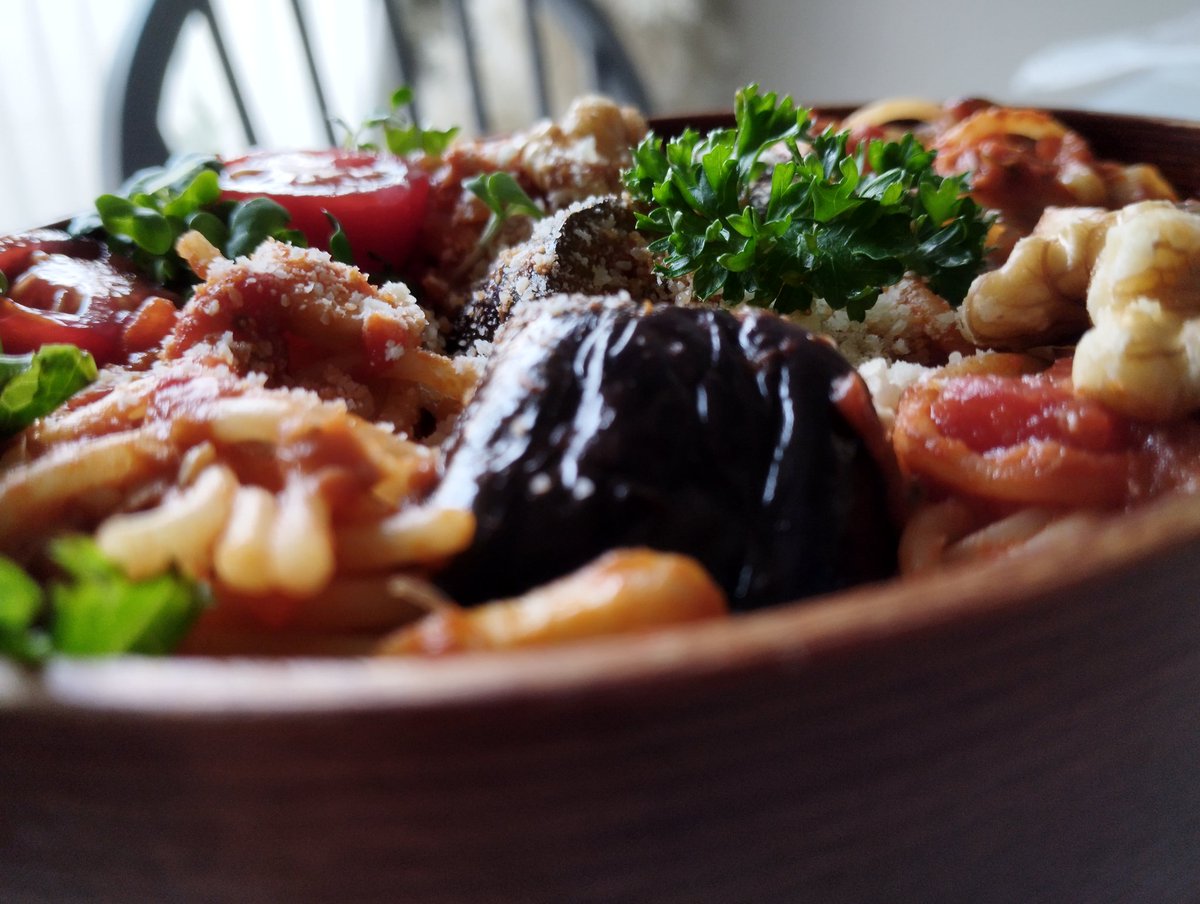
435 294 900 609
450 196 673 351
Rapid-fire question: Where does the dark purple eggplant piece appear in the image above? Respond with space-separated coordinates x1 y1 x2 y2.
434 295 898 609
450 196 674 352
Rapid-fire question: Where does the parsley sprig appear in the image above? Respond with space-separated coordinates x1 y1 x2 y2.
623 85 991 319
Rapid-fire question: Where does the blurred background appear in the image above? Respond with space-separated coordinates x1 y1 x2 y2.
2 0 1198 234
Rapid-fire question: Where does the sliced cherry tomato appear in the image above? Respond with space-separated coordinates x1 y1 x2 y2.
0 235 178 365
894 356 1200 511
220 149 429 275
893 357 1138 508
930 369 1128 456
0 297 121 362
0 229 100 277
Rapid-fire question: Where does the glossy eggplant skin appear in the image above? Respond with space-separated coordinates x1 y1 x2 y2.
434 295 898 610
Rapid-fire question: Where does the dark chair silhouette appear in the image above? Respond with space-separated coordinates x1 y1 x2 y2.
103 0 650 184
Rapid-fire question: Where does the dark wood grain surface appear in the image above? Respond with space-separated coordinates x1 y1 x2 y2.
4 109 1200 904
7 512 1200 902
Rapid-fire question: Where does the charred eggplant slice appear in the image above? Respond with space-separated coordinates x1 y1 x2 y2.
435 295 899 609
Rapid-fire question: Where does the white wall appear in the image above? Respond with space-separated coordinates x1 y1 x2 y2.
732 0 1200 114
0 0 139 232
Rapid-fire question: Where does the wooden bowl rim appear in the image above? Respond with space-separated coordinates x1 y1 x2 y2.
651 104 1200 131
4 107 1200 716
3 491 1199 715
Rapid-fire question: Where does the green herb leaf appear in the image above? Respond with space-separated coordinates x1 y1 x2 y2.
72 154 312 288
623 84 992 319
383 121 460 157
72 155 221 286
0 269 9 294
225 197 302 258
95 194 176 256
390 86 415 109
349 86 460 157
161 167 222 218
48 537 210 657
0 344 98 437
184 209 230 249
0 557 47 660
0 541 208 662
323 211 355 264
465 171 545 246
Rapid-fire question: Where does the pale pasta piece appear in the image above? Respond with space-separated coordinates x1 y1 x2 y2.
175 229 224 279
936 106 1069 146
337 507 475 571
341 416 438 501
841 97 944 132
899 501 1095 574
22 379 153 448
207 395 316 445
270 477 337 597
897 498 977 574
1073 202 1200 420
941 507 1062 564
212 484 279 594
0 428 169 547
378 548 728 655
181 575 451 655
379 347 481 402
96 464 238 579
176 441 218 486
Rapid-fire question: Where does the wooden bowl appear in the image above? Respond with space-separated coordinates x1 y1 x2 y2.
4 110 1200 904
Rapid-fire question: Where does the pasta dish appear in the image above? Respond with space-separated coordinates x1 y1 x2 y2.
1 88 1196 659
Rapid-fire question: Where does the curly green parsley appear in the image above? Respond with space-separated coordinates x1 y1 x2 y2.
623 84 992 320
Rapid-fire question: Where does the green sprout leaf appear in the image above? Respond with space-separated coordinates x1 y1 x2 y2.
225 196 304 258
465 171 545 246
0 557 47 661
95 195 176 256
75 155 226 285
351 85 460 157
71 154 308 289
323 211 355 265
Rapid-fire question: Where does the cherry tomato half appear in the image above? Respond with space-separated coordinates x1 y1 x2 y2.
893 357 1136 508
219 149 429 275
0 232 178 365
